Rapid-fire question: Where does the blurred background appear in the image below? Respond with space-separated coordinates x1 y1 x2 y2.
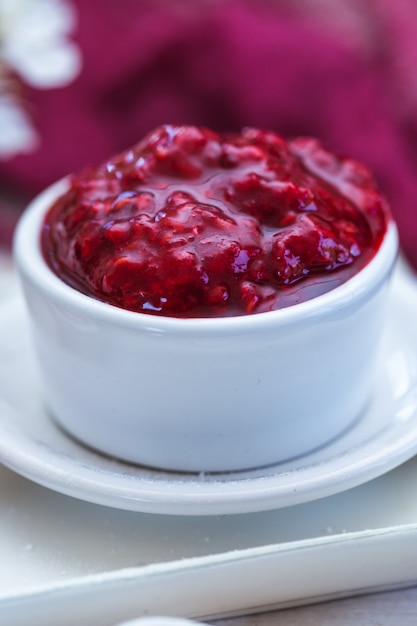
0 0 416 268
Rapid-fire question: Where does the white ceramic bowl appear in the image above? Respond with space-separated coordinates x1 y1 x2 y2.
13 179 398 473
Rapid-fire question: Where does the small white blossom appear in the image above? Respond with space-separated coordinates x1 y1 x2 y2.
0 92 40 157
0 0 81 158
0 0 81 87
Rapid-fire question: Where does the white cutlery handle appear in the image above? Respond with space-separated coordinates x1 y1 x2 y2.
116 617 204 626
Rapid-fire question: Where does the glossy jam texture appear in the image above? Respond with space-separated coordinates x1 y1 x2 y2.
42 125 389 317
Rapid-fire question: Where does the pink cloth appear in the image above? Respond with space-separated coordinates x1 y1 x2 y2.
0 0 416 267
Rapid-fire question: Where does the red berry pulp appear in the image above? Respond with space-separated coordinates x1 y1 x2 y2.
41 125 390 317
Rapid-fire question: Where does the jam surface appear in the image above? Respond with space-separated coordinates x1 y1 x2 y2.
42 125 389 317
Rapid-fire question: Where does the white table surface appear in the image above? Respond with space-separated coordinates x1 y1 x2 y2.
2 250 417 625
210 586 417 625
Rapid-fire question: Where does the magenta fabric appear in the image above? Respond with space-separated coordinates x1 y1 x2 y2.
0 0 416 268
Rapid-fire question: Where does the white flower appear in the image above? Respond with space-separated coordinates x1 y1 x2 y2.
0 0 81 88
0 92 40 157
0 0 82 159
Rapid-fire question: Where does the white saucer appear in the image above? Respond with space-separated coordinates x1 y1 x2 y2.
1 269 417 516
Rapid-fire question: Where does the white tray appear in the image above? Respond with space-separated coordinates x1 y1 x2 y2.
2 256 417 626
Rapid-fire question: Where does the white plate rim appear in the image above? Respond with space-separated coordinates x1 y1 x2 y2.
1 270 417 515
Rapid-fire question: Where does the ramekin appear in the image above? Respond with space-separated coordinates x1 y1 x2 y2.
13 179 398 472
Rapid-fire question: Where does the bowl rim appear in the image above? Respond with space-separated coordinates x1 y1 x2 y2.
13 178 399 335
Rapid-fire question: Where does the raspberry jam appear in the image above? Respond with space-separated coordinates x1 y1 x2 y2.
42 125 389 317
